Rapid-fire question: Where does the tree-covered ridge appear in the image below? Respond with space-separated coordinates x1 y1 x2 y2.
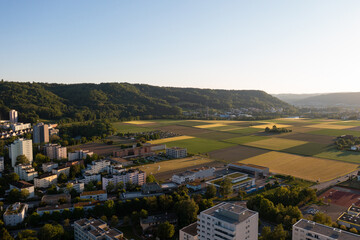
0 81 293 122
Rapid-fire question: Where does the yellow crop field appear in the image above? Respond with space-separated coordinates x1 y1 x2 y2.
123 121 154 125
149 135 194 144
244 138 307 150
195 123 227 128
306 123 355 130
250 123 292 129
138 157 214 175
240 151 358 182
189 120 248 124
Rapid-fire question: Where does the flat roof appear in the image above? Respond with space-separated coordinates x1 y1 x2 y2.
37 172 56 179
37 203 72 212
339 213 360 226
80 190 106 196
10 180 33 189
180 222 198 237
201 202 257 224
294 219 360 239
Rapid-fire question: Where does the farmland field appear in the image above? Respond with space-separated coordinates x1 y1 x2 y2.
111 118 360 182
244 138 307 150
240 151 358 182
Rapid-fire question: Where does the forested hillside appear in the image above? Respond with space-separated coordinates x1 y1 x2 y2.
0 81 293 122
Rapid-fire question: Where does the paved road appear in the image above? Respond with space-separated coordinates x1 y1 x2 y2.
311 171 358 192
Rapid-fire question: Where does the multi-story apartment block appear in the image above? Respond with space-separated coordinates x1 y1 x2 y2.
166 147 187 159
80 190 107 201
84 160 111 175
11 123 32 132
68 149 93 161
3 202 28 226
14 164 38 181
172 167 215 185
42 162 59 172
51 165 70 176
34 173 57 188
82 173 101 184
10 138 33 167
44 143 67 160
293 219 360 240
102 169 146 190
180 222 198 240
0 156 4 173
57 181 84 193
33 122 49 144
74 218 124 240
9 109 18 123
9 181 35 198
197 202 259 240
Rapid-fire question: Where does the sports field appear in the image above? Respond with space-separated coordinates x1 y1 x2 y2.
112 118 360 182
240 152 358 182
138 156 215 175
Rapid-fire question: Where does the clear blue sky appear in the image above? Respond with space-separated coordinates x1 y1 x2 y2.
1 0 360 93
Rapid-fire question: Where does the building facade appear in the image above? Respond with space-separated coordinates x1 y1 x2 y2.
14 164 38 181
166 147 187 159
80 190 108 201
10 138 33 167
44 143 67 160
34 173 57 188
172 167 215 185
0 156 4 173
84 160 111 175
51 165 70 176
180 222 199 240
42 162 59 172
3 202 28 226
9 181 35 198
197 202 258 240
9 109 18 123
68 149 93 161
33 122 49 144
102 169 146 190
293 219 360 240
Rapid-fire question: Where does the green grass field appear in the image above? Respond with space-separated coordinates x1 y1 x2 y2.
165 137 235 154
282 142 330 156
309 129 360 137
224 135 268 145
113 122 154 133
315 148 360 164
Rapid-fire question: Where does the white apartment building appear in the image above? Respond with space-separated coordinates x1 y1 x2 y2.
172 167 215 185
34 173 57 188
33 122 49 144
52 165 70 176
180 222 199 240
197 202 259 240
10 138 33 167
74 218 124 240
68 149 93 161
84 160 110 175
80 190 108 201
42 162 59 172
3 202 28 226
0 156 4 173
102 169 146 190
82 174 101 184
57 181 84 193
14 164 38 181
9 181 35 198
11 123 32 132
44 143 67 160
293 219 360 240
166 147 187 159
9 109 18 123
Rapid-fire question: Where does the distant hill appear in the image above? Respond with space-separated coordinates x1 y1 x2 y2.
272 93 324 104
291 92 360 107
0 81 293 122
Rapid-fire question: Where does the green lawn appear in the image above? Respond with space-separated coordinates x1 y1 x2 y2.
315 148 360 164
225 127 261 135
309 129 360 137
282 142 330 156
223 135 268 145
112 122 154 133
165 137 235 154
333 121 360 126
196 131 238 140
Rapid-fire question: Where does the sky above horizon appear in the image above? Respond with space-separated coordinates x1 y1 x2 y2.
1 1 360 94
